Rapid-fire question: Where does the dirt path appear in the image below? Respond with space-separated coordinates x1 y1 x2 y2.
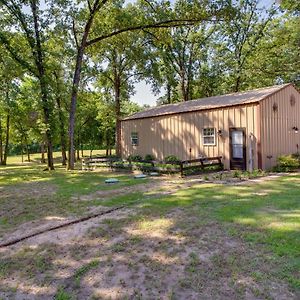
0 172 289 250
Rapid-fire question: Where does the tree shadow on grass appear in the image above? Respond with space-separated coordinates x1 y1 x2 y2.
0 165 149 238
0 175 299 299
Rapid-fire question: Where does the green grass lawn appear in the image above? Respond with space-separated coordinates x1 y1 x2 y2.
89 174 300 291
6 149 109 165
0 162 299 298
0 162 146 236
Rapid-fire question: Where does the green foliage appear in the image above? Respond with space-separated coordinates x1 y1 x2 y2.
0 0 298 167
280 0 300 15
128 154 143 162
164 155 180 163
233 170 242 178
144 154 155 162
273 154 300 172
74 260 100 286
249 169 265 178
54 287 73 300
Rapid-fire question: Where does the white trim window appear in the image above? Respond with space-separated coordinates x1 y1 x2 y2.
203 128 216 146
131 132 139 146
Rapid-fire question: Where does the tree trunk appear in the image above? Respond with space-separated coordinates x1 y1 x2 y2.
166 83 171 104
27 145 31 162
40 87 54 169
67 2 101 170
68 43 86 169
31 1 54 170
2 114 10 166
234 74 241 92
41 142 46 163
24 136 31 162
55 92 67 166
180 68 189 102
114 70 122 157
105 132 110 157
0 117 3 164
76 132 80 161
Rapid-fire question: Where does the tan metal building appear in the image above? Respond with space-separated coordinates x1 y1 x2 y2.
121 84 300 170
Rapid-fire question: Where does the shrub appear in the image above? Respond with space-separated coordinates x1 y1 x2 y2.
165 155 180 163
144 154 155 162
233 170 241 178
291 152 300 160
278 155 299 168
128 154 143 162
273 154 300 172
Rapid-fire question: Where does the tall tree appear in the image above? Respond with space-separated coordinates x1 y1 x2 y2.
147 24 214 102
0 0 56 169
67 0 234 169
0 47 22 165
91 27 149 156
218 0 275 92
245 13 300 88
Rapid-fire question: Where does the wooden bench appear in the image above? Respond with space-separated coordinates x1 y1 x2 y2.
82 156 119 170
82 156 223 176
179 156 223 176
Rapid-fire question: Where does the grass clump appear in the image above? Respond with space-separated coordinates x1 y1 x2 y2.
54 287 73 300
74 260 100 286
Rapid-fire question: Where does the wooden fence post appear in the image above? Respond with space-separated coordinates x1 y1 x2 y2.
180 161 184 177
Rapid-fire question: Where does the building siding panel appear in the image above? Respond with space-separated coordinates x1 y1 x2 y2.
260 85 300 170
121 103 260 169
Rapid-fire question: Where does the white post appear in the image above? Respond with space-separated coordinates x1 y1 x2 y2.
249 133 254 172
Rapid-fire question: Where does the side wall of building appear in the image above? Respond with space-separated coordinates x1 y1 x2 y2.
121 103 259 170
260 85 300 170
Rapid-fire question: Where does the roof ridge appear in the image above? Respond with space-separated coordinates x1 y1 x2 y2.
124 83 293 121
175 83 291 104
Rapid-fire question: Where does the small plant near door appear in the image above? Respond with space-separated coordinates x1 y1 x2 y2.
233 170 242 179
231 169 265 180
249 169 265 178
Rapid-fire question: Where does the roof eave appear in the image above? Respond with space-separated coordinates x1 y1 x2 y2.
122 83 293 122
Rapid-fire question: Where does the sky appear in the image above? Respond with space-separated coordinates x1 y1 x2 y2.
128 0 278 107
131 81 164 107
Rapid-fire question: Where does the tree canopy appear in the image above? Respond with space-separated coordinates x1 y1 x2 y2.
0 0 298 168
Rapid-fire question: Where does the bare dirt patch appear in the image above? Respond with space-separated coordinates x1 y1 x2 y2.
0 181 57 203
0 208 134 252
77 179 172 201
0 206 298 300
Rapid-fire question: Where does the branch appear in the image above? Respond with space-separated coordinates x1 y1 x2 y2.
102 72 114 84
124 71 144 82
0 0 36 50
93 0 109 13
0 32 37 76
87 0 92 12
72 18 79 49
142 0 156 13
86 18 214 46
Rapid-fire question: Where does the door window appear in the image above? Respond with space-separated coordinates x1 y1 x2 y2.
231 131 244 159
